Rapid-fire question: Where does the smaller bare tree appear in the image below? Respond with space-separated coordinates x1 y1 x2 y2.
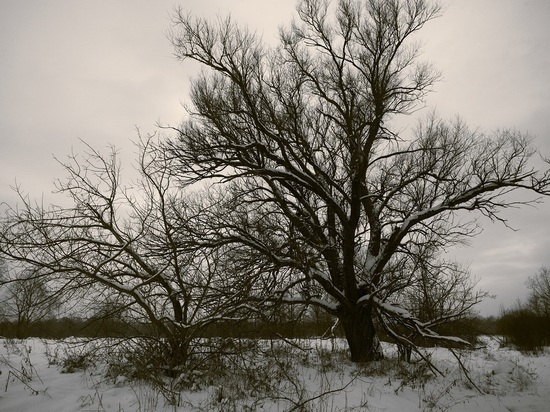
374 243 487 361
0 266 62 338
526 266 550 319
0 136 262 371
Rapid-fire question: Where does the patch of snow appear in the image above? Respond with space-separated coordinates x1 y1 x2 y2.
492 360 517 375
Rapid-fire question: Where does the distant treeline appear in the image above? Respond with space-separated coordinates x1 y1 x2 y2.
0 316 339 340
497 308 550 352
0 315 497 344
4 313 548 354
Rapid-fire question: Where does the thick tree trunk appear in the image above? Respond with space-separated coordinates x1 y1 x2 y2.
340 304 383 362
163 332 191 377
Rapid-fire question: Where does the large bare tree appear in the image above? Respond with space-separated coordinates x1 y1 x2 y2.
165 0 550 361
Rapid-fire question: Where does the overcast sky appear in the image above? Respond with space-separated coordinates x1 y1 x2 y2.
1 0 549 315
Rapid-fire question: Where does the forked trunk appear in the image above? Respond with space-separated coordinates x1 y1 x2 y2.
340 304 383 362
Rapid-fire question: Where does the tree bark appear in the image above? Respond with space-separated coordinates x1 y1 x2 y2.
340 303 383 362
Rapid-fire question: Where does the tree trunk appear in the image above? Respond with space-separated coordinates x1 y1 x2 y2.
340 304 383 362
164 325 192 374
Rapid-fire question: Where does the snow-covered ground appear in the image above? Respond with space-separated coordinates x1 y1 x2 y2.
0 337 549 411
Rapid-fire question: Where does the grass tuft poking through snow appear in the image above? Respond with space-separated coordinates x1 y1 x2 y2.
0 336 549 411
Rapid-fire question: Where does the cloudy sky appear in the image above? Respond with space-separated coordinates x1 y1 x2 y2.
1 0 549 315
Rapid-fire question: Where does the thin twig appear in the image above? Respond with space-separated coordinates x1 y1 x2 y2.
449 348 485 394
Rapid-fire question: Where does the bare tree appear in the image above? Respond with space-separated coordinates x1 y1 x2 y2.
0 267 62 338
165 0 550 361
393 243 486 326
0 137 258 369
389 247 488 360
526 266 550 318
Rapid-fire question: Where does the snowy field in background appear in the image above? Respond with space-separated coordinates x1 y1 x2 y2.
1 337 549 411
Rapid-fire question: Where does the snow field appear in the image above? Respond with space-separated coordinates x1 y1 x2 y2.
0 336 549 411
